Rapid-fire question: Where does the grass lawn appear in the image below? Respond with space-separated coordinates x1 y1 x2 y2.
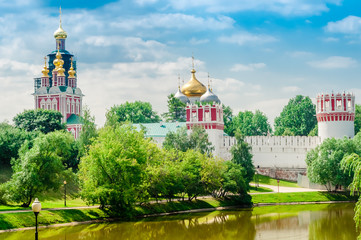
251 174 300 188
0 198 89 211
252 191 358 204
249 186 273 193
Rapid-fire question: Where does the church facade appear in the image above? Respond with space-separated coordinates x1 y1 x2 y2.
33 12 83 138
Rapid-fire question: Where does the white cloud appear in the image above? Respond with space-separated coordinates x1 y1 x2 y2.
110 13 235 31
282 86 301 93
167 0 341 16
308 56 357 69
230 63 266 72
325 16 361 34
288 51 313 58
323 37 339 42
219 32 276 46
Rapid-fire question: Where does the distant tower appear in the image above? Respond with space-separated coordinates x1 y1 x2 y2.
181 57 207 103
316 92 355 141
33 8 83 138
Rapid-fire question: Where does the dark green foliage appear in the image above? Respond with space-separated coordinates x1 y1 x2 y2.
308 125 318 136
5 131 77 207
162 93 187 122
163 126 214 155
355 104 361 134
229 110 272 137
220 161 247 197
106 101 161 125
231 132 254 186
0 122 37 165
13 109 66 134
306 137 356 191
274 95 317 136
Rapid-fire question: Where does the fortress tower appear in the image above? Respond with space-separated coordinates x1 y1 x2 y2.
316 92 355 141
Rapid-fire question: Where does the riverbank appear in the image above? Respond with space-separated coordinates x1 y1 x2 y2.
0 191 357 232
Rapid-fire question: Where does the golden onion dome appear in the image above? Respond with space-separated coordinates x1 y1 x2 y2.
54 25 67 39
53 50 64 71
68 60 76 78
181 69 207 97
41 57 49 77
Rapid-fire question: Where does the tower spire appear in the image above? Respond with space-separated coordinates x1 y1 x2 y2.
54 5 67 50
178 74 181 90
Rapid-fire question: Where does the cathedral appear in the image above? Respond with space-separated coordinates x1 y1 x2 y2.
33 11 83 138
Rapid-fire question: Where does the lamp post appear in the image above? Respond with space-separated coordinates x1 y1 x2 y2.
256 165 260 188
32 198 41 240
64 180 67 207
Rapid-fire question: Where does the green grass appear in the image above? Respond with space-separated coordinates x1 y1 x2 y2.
251 174 300 188
0 198 89 211
252 191 358 204
249 186 273 193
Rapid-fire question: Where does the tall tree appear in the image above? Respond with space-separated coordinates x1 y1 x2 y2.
306 137 355 191
355 104 361 134
230 131 254 186
77 106 98 158
13 109 65 134
274 95 317 136
5 131 76 207
223 105 234 136
106 101 161 126
162 94 187 122
78 124 158 212
163 126 214 155
230 110 271 137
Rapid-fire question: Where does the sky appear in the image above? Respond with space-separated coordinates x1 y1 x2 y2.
1 0 361 127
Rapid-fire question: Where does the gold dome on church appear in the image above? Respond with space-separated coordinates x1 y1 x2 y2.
181 69 207 97
54 25 67 39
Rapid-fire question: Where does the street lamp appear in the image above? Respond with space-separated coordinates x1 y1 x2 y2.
64 180 67 207
256 165 260 188
32 198 41 240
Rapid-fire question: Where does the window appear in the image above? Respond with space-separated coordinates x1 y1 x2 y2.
336 100 342 110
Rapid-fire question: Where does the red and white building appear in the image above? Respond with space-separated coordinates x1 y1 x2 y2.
33 16 83 138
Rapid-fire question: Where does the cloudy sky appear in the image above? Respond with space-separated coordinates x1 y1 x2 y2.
1 0 361 127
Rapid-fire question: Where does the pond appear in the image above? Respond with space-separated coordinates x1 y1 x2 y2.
1 203 358 240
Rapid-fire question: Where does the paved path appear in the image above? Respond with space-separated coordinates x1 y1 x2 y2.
0 205 100 214
251 183 324 193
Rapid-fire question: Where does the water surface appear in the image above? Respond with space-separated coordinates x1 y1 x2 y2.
1 203 358 240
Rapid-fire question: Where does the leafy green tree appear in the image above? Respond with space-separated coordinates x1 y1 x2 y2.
5 131 76 207
230 110 271 136
355 104 361 134
13 109 66 134
308 125 318 136
223 105 234 136
306 137 355 191
163 126 214 155
0 122 37 165
77 106 98 158
230 131 254 186
162 94 187 122
274 95 317 136
106 101 161 126
78 124 158 212
220 161 247 197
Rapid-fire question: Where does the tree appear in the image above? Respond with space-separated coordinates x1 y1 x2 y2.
5 131 76 207
77 106 98 158
13 109 66 134
274 95 317 136
306 137 355 191
355 104 361 134
230 110 271 137
105 101 161 125
163 126 214 155
0 122 37 165
220 161 247 197
78 124 158 212
230 131 254 186
162 94 187 122
223 105 234 136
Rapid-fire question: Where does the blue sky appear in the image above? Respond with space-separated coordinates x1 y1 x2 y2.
1 0 361 127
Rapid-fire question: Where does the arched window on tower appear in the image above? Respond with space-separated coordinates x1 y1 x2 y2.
52 99 58 111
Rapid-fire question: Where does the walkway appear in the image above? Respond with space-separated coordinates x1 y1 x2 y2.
251 183 324 194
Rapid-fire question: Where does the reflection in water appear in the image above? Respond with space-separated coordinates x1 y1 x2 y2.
0 203 358 240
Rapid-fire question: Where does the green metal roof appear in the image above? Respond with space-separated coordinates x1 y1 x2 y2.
67 114 82 125
133 122 186 137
